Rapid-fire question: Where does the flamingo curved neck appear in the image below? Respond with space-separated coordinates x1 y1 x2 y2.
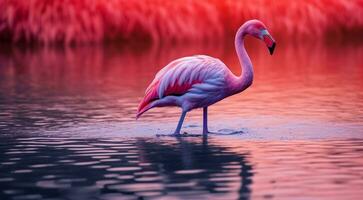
230 26 254 94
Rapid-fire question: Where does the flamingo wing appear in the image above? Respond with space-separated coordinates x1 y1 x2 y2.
137 55 227 117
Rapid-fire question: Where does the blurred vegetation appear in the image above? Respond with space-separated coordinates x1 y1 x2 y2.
0 0 362 45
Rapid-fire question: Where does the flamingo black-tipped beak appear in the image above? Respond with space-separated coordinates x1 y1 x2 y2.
268 42 276 55
261 29 276 55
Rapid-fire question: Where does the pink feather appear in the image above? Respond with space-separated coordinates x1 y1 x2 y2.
137 55 227 118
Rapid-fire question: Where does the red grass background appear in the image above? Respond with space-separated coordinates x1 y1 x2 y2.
0 0 363 45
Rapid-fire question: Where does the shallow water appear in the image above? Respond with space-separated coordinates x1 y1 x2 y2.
0 41 363 199
1 137 363 200
0 41 362 137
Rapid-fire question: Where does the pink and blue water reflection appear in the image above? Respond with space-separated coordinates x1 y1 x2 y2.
0 42 363 199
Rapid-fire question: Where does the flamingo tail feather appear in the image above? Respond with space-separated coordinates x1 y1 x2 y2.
136 102 154 119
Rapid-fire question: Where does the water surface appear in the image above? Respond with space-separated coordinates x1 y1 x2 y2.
0 41 363 199
1 137 363 200
0 42 362 137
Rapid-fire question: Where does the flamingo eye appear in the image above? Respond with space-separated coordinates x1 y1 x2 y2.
260 29 269 39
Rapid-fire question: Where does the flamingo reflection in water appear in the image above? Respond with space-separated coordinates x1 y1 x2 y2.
137 20 276 135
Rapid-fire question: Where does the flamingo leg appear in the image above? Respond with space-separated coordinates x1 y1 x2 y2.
203 107 209 134
174 111 187 135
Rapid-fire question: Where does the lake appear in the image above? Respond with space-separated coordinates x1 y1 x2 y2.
0 40 363 199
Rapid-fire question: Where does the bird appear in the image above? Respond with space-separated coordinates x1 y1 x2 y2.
136 19 276 135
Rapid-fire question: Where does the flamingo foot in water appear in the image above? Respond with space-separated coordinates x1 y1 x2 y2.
156 132 202 137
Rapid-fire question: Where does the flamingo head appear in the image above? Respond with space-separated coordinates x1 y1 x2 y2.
244 20 276 55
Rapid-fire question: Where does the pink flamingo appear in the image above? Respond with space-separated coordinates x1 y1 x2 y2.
137 19 276 135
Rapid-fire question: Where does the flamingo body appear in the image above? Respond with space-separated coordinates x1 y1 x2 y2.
137 19 276 135
137 55 232 117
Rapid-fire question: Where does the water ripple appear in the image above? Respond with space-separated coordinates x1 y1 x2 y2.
1 137 362 199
